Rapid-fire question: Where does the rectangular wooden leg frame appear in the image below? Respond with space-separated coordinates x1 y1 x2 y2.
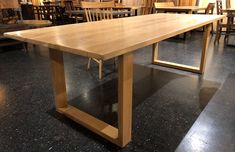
49 49 133 147
152 24 212 74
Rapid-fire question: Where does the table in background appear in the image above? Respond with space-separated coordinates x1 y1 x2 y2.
114 6 141 16
65 9 132 17
155 6 206 14
4 14 224 147
70 5 140 16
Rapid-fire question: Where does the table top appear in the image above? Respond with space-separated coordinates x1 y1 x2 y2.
223 8 235 12
155 6 206 11
114 6 141 10
73 5 140 10
5 14 224 60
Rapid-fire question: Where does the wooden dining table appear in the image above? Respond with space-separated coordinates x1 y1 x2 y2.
4 14 224 147
155 6 206 14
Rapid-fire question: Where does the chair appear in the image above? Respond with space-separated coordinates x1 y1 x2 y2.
226 0 231 9
33 5 65 25
214 0 235 44
64 0 83 23
197 3 215 32
205 3 215 14
81 1 115 79
141 0 155 15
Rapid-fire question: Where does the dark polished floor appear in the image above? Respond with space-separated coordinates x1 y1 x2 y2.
0 32 234 152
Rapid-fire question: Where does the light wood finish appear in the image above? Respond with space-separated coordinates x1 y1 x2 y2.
152 24 212 74
155 2 175 8
155 6 206 14
0 0 19 8
81 1 114 22
4 13 225 147
118 53 133 147
114 5 141 10
200 24 212 73
154 2 175 13
179 0 197 6
82 1 115 79
122 0 142 6
58 105 119 145
4 14 224 61
141 0 155 15
49 48 132 147
152 43 158 63
226 0 231 9
49 49 68 109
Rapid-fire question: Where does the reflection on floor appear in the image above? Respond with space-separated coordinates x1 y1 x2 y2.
176 73 235 152
0 32 234 152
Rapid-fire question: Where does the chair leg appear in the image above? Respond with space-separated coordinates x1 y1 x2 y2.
211 23 214 35
183 33 187 40
114 57 118 69
218 27 222 42
98 60 103 80
22 42 28 53
87 58 91 70
214 24 221 44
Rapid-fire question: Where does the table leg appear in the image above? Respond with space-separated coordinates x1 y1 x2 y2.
49 49 68 110
118 53 133 147
199 24 212 73
134 9 138 16
49 49 133 147
152 24 212 74
128 8 131 17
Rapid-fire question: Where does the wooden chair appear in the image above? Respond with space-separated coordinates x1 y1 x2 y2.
226 0 231 9
197 3 215 32
81 1 115 79
64 0 83 23
214 0 235 44
205 3 215 14
33 5 65 25
141 0 155 15
0 7 23 24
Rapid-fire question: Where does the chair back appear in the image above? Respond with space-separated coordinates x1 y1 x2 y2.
43 1 51 6
0 8 23 24
33 5 64 25
226 0 231 8
141 0 155 15
81 1 114 22
205 3 215 14
64 0 75 11
216 0 223 15
154 2 175 8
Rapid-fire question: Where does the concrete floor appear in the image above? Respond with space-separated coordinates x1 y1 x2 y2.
0 31 234 152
